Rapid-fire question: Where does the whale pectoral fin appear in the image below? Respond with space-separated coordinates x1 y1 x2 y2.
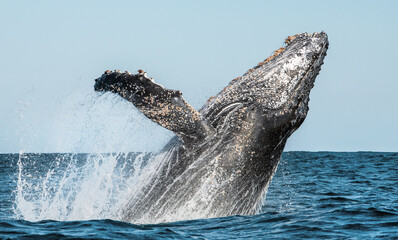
137 86 215 143
94 70 215 144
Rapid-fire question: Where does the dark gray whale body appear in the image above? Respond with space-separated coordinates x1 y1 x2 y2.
94 32 329 223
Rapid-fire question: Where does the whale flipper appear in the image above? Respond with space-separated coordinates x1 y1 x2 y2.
94 70 215 144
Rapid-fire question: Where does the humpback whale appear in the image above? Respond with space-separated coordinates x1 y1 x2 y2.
94 32 329 223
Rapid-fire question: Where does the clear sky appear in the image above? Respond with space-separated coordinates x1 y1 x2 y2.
1 0 397 153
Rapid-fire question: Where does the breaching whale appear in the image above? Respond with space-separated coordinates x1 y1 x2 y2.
94 32 328 223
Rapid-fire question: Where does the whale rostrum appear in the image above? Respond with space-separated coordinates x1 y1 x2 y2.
94 32 329 223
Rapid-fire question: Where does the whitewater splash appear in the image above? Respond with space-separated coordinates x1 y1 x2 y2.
13 88 174 222
14 152 169 221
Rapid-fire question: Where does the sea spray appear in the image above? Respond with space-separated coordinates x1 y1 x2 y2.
13 87 173 221
51 90 173 154
13 152 162 221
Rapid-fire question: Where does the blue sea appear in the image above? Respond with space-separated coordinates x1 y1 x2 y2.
0 152 397 239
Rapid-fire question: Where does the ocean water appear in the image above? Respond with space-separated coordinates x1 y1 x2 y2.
0 152 397 239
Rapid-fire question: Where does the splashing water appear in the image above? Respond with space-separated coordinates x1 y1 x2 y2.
14 152 162 221
13 88 174 222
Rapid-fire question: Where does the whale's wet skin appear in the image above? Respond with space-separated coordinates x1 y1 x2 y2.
92 32 329 224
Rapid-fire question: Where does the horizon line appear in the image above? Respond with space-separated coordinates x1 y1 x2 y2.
1 150 397 155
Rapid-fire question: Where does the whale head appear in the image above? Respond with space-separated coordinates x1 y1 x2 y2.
202 32 328 135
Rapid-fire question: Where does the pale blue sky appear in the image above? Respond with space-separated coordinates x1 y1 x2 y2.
1 1 397 153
